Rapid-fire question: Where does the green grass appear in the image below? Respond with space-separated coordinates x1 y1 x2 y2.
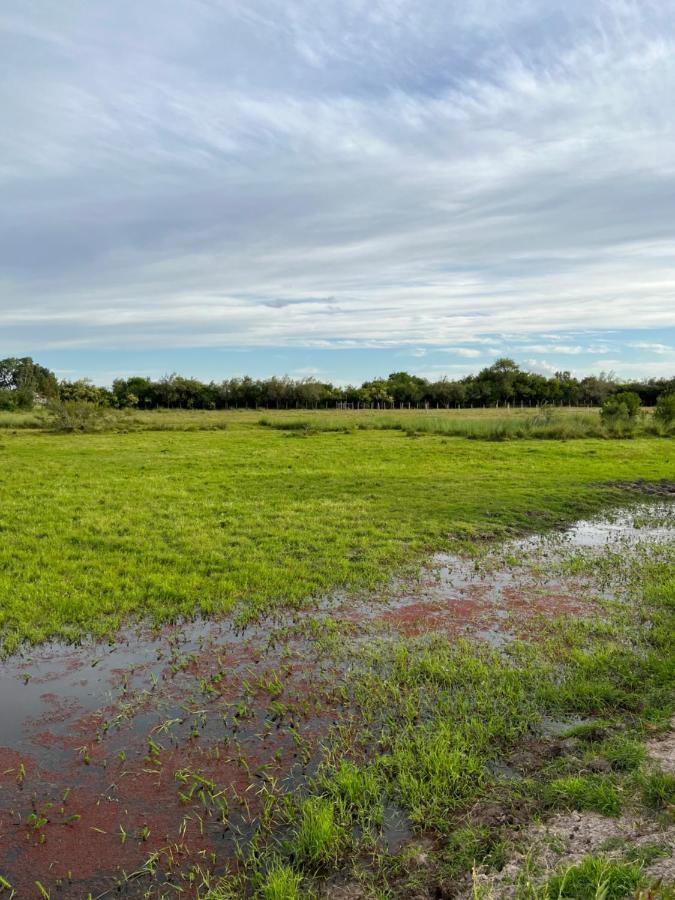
259 409 611 440
0 409 49 429
0 409 673 897
373 641 540 829
543 856 644 899
545 775 622 816
323 760 382 825
638 771 675 810
278 528 671 891
257 863 302 900
0 416 672 653
287 797 343 871
597 735 646 772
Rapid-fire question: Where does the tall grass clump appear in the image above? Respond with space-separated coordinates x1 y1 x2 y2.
543 856 643 900
0 410 48 429
258 410 617 441
597 734 646 772
288 797 342 871
545 775 621 816
257 863 302 900
638 771 675 809
258 416 351 433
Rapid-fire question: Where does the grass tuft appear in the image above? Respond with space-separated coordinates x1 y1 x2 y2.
257 863 302 900
598 735 646 772
638 771 675 810
544 855 643 900
288 797 343 872
324 761 381 825
546 775 622 816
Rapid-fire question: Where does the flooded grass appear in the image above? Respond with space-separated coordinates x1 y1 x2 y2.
0 416 673 896
0 500 671 895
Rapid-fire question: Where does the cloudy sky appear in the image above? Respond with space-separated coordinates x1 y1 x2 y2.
1 0 674 385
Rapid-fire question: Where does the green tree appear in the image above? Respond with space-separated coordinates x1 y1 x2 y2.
59 379 110 405
0 357 58 408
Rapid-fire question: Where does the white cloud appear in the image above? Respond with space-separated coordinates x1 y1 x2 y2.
524 359 560 375
0 0 674 364
521 344 583 355
440 347 482 358
599 359 675 379
586 344 615 354
629 341 673 354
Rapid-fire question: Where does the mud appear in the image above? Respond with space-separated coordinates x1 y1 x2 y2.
0 617 348 896
610 479 675 497
470 811 675 899
340 503 673 647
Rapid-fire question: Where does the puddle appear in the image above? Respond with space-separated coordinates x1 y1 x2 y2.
0 616 349 896
341 502 674 645
513 502 675 552
537 715 593 738
487 760 520 780
0 502 672 895
379 800 413 850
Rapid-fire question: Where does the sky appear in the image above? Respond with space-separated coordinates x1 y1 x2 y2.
1 0 674 386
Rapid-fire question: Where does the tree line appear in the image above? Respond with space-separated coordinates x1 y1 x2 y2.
1 356 673 412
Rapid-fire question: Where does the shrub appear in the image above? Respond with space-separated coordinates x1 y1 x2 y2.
0 389 17 411
46 399 114 433
654 392 675 427
601 392 641 434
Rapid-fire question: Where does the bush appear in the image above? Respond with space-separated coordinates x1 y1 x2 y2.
0 389 17 411
601 392 641 434
654 392 675 427
47 399 115 433
601 392 640 421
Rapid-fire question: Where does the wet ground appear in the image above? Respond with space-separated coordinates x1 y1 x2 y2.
339 502 674 642
0 503 672 896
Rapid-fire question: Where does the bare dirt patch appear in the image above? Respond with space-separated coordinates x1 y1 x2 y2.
646 717 675 774
611 479 675 497
470 811 675 899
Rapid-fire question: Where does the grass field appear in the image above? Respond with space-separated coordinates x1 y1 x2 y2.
0 411 672 652
0 410 672 898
